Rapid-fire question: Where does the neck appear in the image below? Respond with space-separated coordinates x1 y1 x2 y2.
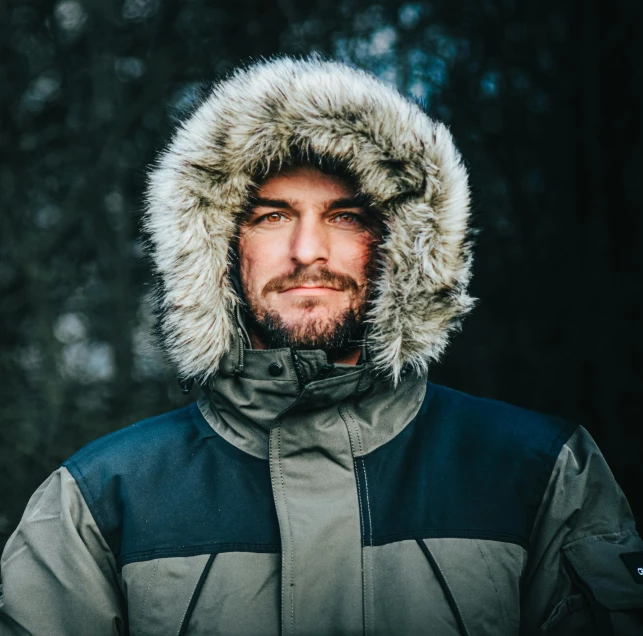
248 330 362 365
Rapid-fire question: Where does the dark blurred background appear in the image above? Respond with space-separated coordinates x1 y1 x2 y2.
1 0 641 550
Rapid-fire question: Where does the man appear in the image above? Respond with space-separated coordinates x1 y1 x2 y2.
1 56 642 635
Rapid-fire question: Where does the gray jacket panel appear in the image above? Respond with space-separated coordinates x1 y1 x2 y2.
0 467 123 636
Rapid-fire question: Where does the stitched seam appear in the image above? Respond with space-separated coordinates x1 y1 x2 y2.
268 432 284 634
119 543 280 569
564 530 639 550
62 463 123 574
349 450 365 549
349 407 370 544
345 408 364 457
354 461 366 633
527 424 578 549
354 467 365 547
361 462 373 548
139 559 159 635
339 406 366 546
65 460 105 530
344 406 373 636
277 426 295 634
339 405 368 635
361 459 374 636
475 539 503 627
369 529 529 549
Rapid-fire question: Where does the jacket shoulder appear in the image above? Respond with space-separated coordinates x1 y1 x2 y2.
63 403 279 570
64 404 207 473
423 382 577 456
361 382 578 549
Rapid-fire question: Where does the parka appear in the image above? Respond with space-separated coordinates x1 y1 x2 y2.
2 56 643 636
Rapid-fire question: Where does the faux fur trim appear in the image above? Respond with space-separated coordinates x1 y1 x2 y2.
145 55 474 384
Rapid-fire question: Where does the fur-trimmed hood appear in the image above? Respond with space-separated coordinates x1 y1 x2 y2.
145 55 474 384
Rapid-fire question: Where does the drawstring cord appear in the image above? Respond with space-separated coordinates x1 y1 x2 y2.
416 539 470 636
177 553 217 636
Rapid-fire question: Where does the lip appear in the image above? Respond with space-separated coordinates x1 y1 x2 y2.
281 286 341 295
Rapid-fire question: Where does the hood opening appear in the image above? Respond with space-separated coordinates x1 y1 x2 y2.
145 55 475 386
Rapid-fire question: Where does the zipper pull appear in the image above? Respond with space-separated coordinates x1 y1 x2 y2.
290 348 305 390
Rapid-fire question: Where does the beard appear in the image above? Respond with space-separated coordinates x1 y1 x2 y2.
241 266 370 355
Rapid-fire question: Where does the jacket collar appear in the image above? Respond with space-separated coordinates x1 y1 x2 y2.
199 315 371 447
198 316 427 459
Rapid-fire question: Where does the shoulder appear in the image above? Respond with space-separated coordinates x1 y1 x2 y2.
362 382 579 548
61 403 212 561
62 402 278 569
64 403 208 475
418 381 577 460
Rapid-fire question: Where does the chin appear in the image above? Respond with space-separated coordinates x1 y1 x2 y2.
280 302 345 323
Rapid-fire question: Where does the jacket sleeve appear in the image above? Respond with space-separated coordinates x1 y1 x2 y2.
521 425 643 635
0 467 125 636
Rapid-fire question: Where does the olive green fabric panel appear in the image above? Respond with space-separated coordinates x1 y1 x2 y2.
271 403 363 636
0 467 123 636
368 539 526 635
200 349 301 460
522 426 643 635
185 552 280 635
341 374 427 456
198 394 269 460
369 540 461 635
424 537 526 635
121 554 210 635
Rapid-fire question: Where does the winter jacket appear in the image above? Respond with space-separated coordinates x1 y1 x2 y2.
2 56 643 636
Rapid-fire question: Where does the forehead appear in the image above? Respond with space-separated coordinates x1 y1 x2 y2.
255 165 356 203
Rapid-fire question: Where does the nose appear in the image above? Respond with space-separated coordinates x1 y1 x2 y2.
289 214 329 266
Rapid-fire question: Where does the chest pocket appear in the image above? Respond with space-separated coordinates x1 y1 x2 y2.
370 538 526 636
120 554 213 636
121 552 281 636
420 538 527 636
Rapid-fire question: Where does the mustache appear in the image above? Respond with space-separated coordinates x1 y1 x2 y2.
262 267 362 295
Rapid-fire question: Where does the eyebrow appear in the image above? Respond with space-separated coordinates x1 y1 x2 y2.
251 196 367 211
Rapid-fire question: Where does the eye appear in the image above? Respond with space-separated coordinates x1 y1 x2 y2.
330 212 363 227
258 212 287 224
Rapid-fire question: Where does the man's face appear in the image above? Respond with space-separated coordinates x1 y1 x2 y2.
237 166 381 356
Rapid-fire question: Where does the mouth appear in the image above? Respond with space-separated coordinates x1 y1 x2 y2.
280 286 342 296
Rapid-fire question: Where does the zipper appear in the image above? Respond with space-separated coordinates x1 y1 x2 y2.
236 327 245 373
290 348 305 392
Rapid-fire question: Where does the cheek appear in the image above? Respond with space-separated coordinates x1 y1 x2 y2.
239 235 285 293
333 235 377 281
238 238 257 294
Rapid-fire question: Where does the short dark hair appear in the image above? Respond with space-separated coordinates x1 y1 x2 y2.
252 147 359 189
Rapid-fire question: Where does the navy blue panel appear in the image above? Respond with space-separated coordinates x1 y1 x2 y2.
64 404 280 569
362 382 577 549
